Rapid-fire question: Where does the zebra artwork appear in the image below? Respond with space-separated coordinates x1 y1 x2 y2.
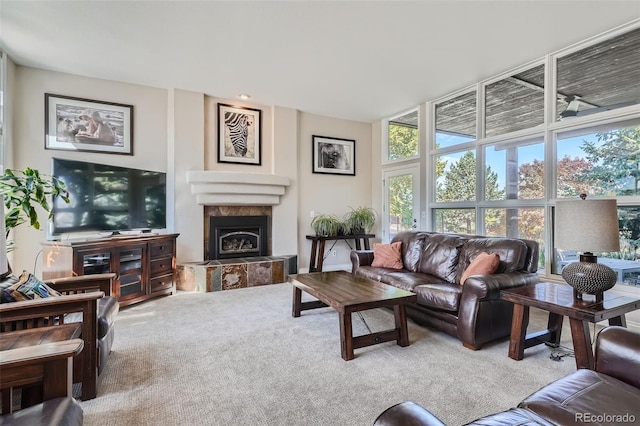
224 112 251 157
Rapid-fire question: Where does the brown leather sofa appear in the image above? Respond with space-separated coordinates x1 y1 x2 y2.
373 325 640 425
351 231 539 349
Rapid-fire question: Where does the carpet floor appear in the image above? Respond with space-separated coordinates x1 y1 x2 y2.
80 283 580 426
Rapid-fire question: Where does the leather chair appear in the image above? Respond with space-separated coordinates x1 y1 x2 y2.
373 325 640 425
45 274 119 376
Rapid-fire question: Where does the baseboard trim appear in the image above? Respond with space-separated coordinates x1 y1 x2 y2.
298 263 351 274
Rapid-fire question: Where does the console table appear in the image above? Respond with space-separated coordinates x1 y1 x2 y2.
306 234 375 272
501 281 640 369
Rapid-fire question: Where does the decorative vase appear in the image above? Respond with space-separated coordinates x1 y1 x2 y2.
561 261 617 301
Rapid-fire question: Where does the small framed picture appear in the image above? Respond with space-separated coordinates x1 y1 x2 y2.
45 93 133 155
312 135 355 176
217 103 262 165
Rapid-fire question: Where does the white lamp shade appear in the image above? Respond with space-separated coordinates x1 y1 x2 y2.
555 198 620 253
0 195 8 277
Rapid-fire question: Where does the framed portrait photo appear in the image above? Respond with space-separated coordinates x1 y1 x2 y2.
312 135 355 176
45 93 133 155
217 103 262 165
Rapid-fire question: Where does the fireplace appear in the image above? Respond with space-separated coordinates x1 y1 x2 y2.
209 216 269 260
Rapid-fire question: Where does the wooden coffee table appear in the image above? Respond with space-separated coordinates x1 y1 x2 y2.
288 271 418 360
501 281 640 369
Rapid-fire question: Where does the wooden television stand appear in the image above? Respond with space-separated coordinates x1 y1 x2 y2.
42 233 179 307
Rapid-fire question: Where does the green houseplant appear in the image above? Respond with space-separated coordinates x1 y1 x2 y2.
0 167 69 250
311 214 342 237
343 206 377 235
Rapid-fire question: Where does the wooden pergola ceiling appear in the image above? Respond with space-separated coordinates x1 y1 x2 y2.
391 27 640 139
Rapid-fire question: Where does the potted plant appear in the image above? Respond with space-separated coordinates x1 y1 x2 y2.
311 214 342 237
0 167 69 250
344 206 377 235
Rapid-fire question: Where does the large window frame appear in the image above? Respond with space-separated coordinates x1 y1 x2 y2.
423 21 640 283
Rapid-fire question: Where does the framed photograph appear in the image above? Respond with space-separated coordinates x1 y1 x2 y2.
45 94 133 155
312 135 355 176
217 103 261 165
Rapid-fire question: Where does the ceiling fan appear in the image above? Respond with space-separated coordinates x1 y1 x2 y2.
560 94 635 119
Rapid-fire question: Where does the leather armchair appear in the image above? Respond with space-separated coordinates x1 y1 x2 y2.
373 326 640 425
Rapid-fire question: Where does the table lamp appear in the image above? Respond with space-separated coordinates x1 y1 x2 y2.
554 194 620 301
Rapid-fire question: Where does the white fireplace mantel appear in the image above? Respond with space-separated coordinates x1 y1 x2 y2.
186 171 291 206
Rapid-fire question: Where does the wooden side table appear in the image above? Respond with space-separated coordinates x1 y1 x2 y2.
501 282 640 369
306 234 375 272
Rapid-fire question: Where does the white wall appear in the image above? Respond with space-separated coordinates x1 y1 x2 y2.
272 106 299 257
297 112 373 271
11 66 168 273
169 89 205 263
9 65 374 274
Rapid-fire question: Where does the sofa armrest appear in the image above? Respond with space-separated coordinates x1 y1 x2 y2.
458 272 539 349
350 250 374 273
595 326 640 388
373 401 446 426
45 273 116 296
463 272 539 299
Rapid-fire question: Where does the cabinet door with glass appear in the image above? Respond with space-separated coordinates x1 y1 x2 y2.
115 243 146 302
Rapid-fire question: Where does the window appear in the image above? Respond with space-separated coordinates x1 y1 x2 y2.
556 120 640 198
435 91 476 148
485 64 545 137
435 150 476 202
484 139 544 201
433 208 475 234
556 27 640 121
424 23 640 285
387 110 418 161
484 207 545 269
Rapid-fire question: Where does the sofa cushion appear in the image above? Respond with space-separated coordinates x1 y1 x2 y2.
416 234 466 283
1 271 61 302
66 295 119 339
381 271 449 293
391 232 428 272
460 252 500 285
519 369 640 425
0 274 19 303
371 242 403 269
413 282 462 312
456 238 528 283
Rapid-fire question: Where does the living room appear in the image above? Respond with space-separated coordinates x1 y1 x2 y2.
1 1 640 425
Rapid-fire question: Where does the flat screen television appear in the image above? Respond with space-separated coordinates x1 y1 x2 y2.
51 158 167 236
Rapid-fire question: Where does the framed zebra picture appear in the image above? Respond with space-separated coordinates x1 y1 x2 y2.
312 135 356 176
217 103 262 165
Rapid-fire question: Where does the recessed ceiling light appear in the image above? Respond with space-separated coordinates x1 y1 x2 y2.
238 94 251 100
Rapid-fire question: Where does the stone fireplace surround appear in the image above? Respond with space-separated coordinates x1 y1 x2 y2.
178 172 296 292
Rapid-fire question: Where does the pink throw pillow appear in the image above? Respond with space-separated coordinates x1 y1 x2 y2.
460 252 500 285
371 242 403 269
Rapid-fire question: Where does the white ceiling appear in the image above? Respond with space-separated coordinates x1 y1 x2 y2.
1 1 638 123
